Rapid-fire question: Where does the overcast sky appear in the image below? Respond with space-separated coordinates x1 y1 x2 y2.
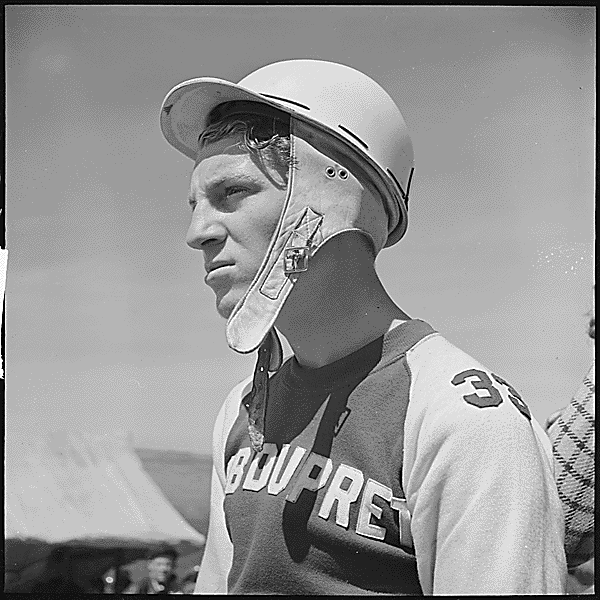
6 6 595 454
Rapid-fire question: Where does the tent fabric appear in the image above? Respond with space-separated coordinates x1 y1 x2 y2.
134 448 212 536
5 430 205 585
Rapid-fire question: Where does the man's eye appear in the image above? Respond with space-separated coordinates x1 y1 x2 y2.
189 199 197 211
224 186 247 197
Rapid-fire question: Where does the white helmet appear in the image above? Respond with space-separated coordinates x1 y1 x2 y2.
160 60 414 356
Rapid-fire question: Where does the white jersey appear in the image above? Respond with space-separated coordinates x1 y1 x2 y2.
197 320 566 594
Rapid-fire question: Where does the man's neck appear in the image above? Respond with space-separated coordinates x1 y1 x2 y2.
275 233 409 369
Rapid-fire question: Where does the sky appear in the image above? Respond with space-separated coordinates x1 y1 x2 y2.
6 6 595 454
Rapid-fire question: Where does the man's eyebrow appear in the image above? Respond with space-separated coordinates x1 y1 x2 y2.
188 173 263 206
207 173 263 192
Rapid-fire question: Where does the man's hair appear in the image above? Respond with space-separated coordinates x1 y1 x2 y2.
198 101 292 180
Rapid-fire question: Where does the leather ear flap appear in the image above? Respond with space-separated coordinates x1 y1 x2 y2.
226 122 389 355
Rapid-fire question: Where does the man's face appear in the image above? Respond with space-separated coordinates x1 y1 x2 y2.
147 556 174 583
187 135 287 319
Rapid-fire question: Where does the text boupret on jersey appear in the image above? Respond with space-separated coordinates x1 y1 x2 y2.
225 442 413 548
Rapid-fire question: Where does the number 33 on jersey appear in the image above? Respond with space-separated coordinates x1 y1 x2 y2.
451 369 531 420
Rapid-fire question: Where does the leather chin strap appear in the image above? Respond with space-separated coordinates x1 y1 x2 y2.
243 329 282 452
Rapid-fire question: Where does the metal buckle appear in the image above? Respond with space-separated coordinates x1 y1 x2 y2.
284 246 309 274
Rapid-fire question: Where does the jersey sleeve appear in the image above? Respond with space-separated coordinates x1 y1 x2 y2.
195 377 252 594
402 336 567 595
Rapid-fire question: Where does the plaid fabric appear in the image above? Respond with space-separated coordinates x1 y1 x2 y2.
548 362 595 569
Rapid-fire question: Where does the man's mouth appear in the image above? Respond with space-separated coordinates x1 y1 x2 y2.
206 261 234 274
205 263 234 284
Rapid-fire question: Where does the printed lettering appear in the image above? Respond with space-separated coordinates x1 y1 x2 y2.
390 496 413 549
356 478 392 541
242 443 279 492
225 447 251 494
318 463 364 528
227 443 415 552
267 445 307 496
491 373 532 420
451 368 503 408
286 452 333 503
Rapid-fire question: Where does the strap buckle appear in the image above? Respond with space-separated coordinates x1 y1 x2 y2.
284 246 310 274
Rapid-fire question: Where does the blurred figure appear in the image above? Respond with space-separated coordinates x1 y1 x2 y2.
124 545 179 594
97 566 133 594
30 547 89 594
177 569 199 594
546 297 595 595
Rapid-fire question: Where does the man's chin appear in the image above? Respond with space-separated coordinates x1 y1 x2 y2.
215 294 239 320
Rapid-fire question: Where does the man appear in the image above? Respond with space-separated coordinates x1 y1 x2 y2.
124 545 179 594
160 59 566 594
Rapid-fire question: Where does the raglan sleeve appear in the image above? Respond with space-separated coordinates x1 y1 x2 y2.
194 377 251 594
402 341 567 595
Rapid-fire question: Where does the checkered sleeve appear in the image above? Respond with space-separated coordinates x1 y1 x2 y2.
548 361 595 569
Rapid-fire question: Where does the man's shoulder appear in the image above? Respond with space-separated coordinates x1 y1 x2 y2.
213 374 254 460
406 330 487 379
406 332 534 428
224 375 254 405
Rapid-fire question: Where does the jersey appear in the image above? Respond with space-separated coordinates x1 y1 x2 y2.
197 319 566 595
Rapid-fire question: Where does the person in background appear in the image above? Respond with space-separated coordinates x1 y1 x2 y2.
94 566 133 594
546 297 595 595
124 545 179 594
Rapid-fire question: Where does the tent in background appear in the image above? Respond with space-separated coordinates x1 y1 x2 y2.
134 448 212 537
5 430 205 592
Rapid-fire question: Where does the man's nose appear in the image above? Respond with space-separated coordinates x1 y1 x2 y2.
186 201 226 250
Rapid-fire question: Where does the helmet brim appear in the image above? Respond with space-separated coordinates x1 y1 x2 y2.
160 77 292 162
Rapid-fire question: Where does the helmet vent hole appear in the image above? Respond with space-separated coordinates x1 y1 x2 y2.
325 167 336 178
338 125 369 150
338 169 348 180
